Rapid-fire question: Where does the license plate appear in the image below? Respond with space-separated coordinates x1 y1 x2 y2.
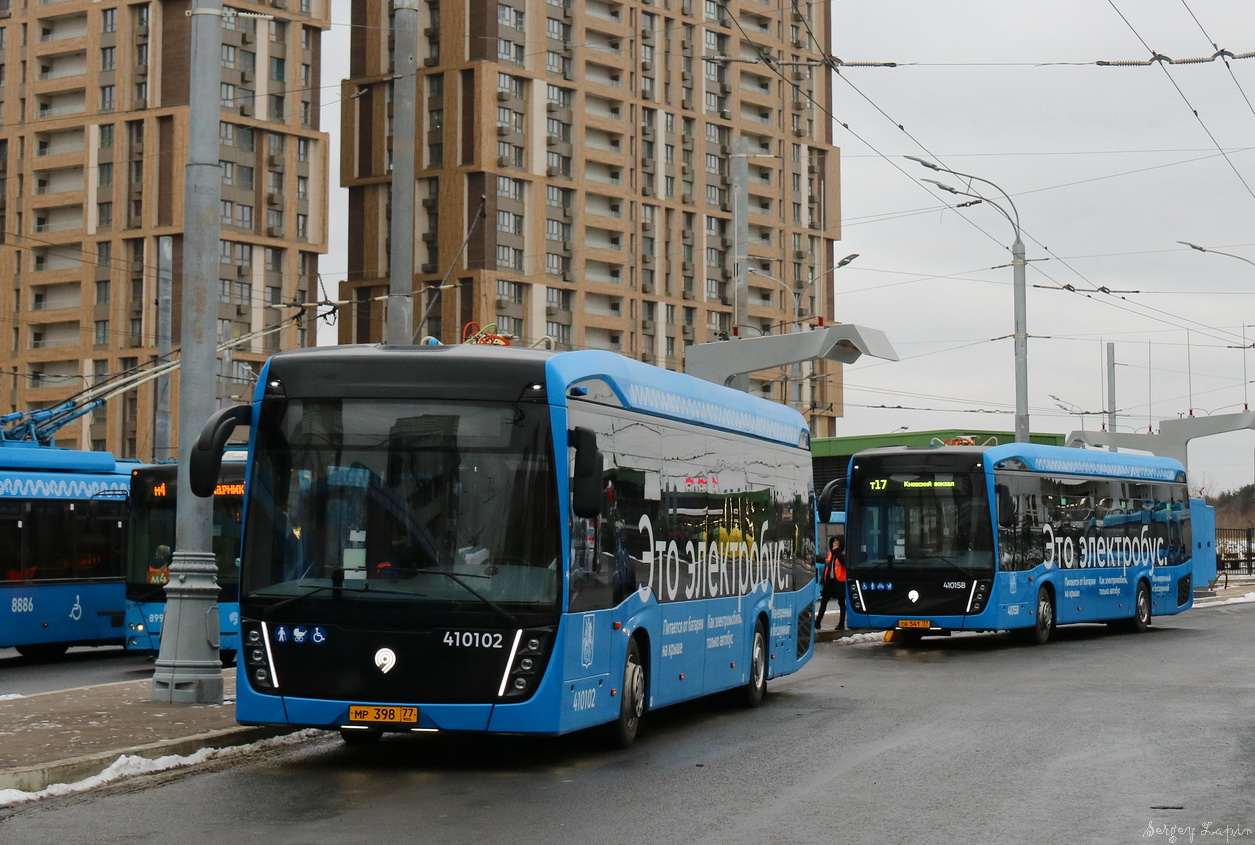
348 705 418 724
898 619 932 629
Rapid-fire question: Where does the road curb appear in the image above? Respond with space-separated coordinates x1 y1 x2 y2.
0 726 294 794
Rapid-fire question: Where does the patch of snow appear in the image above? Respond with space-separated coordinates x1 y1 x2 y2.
0 729 321 807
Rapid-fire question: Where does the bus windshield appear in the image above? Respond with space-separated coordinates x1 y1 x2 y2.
126 466 243 603
847 455 995 579
242 398 561 620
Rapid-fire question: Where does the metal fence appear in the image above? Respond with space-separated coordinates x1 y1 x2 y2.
1215 528 1255 575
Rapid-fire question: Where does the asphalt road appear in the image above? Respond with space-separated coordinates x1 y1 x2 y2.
0 646 152 695
3 604 1253 845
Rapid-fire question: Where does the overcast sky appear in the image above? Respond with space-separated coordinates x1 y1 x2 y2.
321 0 1255 493
829 0 1255 494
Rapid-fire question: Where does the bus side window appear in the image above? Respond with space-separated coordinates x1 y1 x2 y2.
995 484 1014 528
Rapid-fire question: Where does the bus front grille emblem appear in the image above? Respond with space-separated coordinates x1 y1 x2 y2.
374 648 398 674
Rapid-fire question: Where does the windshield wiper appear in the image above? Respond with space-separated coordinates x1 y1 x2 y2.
398 567 519 627
259 575 370 618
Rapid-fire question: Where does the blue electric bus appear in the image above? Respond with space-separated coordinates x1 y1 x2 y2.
189 345 818 746
0 443 133 659
124 460 245 663
830 443 1198 644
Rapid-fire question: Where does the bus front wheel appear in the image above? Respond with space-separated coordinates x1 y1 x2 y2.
608 638 645 748
741 621 768 708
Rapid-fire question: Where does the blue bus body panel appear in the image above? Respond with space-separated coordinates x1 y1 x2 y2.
125 600 241 653
0 582 125 648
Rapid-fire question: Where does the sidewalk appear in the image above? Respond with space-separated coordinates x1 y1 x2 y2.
2 578 1252 799
0 671 288 794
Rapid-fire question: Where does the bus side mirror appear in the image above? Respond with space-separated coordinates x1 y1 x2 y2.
569 426 604 519
996 484 1014 528
817 478 842 523
190 405 250 498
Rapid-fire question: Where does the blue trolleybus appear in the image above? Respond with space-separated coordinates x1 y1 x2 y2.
0 443 133 659
124 461 245 663
189 345 819 746
831 443 1198 644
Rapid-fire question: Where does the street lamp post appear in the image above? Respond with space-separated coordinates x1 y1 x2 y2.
908 157 1029 443
1179 240 1255 504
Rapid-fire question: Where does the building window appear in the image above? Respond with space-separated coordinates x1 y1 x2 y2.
102 8 117 32
100 85 116 110
97 202 113 228
496 245 524 270
546 287 571 310
546 322 571 345
296 176 308 199
269 94 284 120
99 162 113 188
221 161 235 185
101 47 116 71
94 320 110 345
296 214 308 239
236 204 253 228
269 57 286 82
497 210 524 235
496 176 523 201
297 138 310 162
222 44 237 68
220 83 236 107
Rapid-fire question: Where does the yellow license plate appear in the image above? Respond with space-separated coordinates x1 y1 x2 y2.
898 619 932 629
348 705 418 724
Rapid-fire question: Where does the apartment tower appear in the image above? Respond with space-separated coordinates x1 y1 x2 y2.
339 0 845 435
0 0 330 458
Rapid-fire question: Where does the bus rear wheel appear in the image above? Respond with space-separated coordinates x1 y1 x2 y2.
741 621 767 708
608 638 645 748
1127 581 1152 633
15 643 69 661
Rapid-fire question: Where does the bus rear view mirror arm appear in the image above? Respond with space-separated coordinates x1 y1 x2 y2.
190 405 250 498
569 426 604 519
817 478 842 524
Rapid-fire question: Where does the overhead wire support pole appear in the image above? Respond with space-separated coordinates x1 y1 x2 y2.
908 156 1030 443
154 0 226 704
386 0 420 346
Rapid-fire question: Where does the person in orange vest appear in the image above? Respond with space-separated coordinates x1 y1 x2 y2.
818 536 847 630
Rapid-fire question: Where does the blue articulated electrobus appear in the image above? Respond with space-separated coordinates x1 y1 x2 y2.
830 443 1198 645
0 443 133 659
124 460 245 663
189 345 819 746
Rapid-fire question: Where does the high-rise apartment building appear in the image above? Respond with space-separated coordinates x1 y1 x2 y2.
0 0 330 458
338 0 845 435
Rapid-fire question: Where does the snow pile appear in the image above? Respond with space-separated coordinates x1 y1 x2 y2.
0 729 321 807
0 694 24 701
1201 591 1255 607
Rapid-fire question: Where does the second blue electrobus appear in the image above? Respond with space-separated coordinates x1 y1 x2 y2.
124 460 245 663
831 443 1198 644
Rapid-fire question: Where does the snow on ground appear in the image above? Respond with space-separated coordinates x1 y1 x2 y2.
0 729 322 807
